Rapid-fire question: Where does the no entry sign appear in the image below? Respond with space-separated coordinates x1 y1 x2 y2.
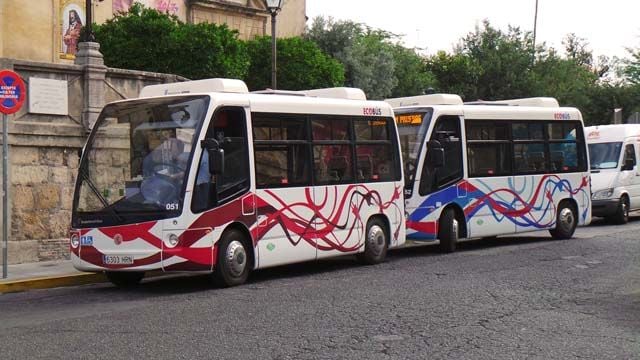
0 70 26 115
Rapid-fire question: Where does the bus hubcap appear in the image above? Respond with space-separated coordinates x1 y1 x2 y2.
226 240 246 277
559 208 574 230
368 225 385 255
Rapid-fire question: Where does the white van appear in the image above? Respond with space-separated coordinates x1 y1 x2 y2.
586 124 640 224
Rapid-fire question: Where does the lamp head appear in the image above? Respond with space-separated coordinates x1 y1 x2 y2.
264 0 283 12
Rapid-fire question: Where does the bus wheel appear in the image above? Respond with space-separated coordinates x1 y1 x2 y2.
438 208 459 253
105 271 144 288
608 196 629 225
550 202 577 240
212 229 250 287
357 217 388 265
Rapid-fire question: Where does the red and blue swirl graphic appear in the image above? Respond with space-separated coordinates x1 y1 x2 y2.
407 175 590 239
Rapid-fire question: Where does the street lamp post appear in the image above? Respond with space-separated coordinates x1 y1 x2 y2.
83 0 96 42
264 0 283 89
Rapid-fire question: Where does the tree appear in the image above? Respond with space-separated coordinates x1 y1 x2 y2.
306 16 434 99
94 3 249 79
424 51 481 100
563 33 593 67
343 33 397 99
455 20 538 100
532 49 598 120
244 36 344 91
389 45 436 98
622 46 640 85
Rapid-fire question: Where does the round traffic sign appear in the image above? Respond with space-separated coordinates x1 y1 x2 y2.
0 70 26 115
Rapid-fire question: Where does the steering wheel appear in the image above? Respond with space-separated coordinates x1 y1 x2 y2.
140 175 179 206
152 162 185 176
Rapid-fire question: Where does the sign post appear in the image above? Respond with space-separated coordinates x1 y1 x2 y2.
0 70 26 279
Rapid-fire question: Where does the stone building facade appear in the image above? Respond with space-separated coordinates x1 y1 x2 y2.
0 44 184 265
0 0 306 64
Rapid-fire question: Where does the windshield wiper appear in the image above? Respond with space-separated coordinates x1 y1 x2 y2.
79 166 123 222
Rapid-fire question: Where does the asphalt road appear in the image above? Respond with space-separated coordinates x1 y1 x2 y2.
1 217 639 360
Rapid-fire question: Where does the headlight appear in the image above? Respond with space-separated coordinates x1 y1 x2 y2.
592 188 614 200
70 232 80 249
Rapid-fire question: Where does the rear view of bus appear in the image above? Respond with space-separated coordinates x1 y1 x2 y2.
71 79 405 287
388 94 591 252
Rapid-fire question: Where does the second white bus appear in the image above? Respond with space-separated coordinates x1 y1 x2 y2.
387 94 591 252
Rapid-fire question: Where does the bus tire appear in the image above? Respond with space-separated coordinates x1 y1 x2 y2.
212 229 250 287
607 196 629 225
438 208 459 253
549 201 577 240
105 271 144 288
357 217 388 265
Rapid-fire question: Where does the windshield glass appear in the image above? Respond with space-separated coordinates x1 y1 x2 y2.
589 142 622 170
74 95 209 226
395 109 433 194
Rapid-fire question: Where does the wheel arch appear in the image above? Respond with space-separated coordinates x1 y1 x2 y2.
441 203 467 239
221 221 256 270
367 213 391 246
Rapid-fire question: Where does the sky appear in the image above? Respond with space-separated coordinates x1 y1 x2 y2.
305 0 640 59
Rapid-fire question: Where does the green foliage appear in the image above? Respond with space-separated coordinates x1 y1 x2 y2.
344 34 397 99
425 51 481 101
623 47 640 85
94 3 249 79
455 20 538 100
244 36 344 91
532 49 598 119
389 45 436 98
306 16 435 99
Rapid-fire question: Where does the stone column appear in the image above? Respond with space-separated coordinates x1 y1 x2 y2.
74 42 107 131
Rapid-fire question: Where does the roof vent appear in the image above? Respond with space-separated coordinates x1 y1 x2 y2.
302 87 367 100
385 94 463 107
139 78 249 98
466 97 559 108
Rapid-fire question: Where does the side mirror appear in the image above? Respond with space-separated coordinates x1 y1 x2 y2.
427 140 444 168
208 149 225 175
201 139 225 175
622 158 635 171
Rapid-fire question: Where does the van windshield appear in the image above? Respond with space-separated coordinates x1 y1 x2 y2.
589 142 622 170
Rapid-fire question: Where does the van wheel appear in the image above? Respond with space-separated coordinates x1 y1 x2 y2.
549 202 577 239
357 218 388 265
105 271 144 288
212 229 250 287
438 208 459 253
608 196 629 225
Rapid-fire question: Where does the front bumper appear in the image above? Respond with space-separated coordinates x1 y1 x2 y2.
591 199 619 217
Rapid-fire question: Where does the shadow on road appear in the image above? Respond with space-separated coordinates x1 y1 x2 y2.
587 213 640 227
79 224 608 297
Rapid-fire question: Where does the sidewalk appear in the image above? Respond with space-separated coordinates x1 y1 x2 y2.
0 260 106 294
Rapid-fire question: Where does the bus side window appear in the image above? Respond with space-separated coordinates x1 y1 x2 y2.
419 116 462 195
192 107 250 213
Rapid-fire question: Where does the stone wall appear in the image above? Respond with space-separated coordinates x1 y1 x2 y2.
0 52 184 265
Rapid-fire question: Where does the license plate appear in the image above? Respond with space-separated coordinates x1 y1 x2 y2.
103 255 135 265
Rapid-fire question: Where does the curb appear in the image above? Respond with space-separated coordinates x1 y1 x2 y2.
0 273 107 294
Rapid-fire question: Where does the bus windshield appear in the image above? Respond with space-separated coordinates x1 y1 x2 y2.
589 142 622 170
395 109 433 194
73 95 209 226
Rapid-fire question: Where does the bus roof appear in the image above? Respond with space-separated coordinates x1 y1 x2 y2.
387 93 582 122
135 78 393 118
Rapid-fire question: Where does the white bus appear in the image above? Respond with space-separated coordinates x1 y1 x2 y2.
387 94 591 252
71 79 406 287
